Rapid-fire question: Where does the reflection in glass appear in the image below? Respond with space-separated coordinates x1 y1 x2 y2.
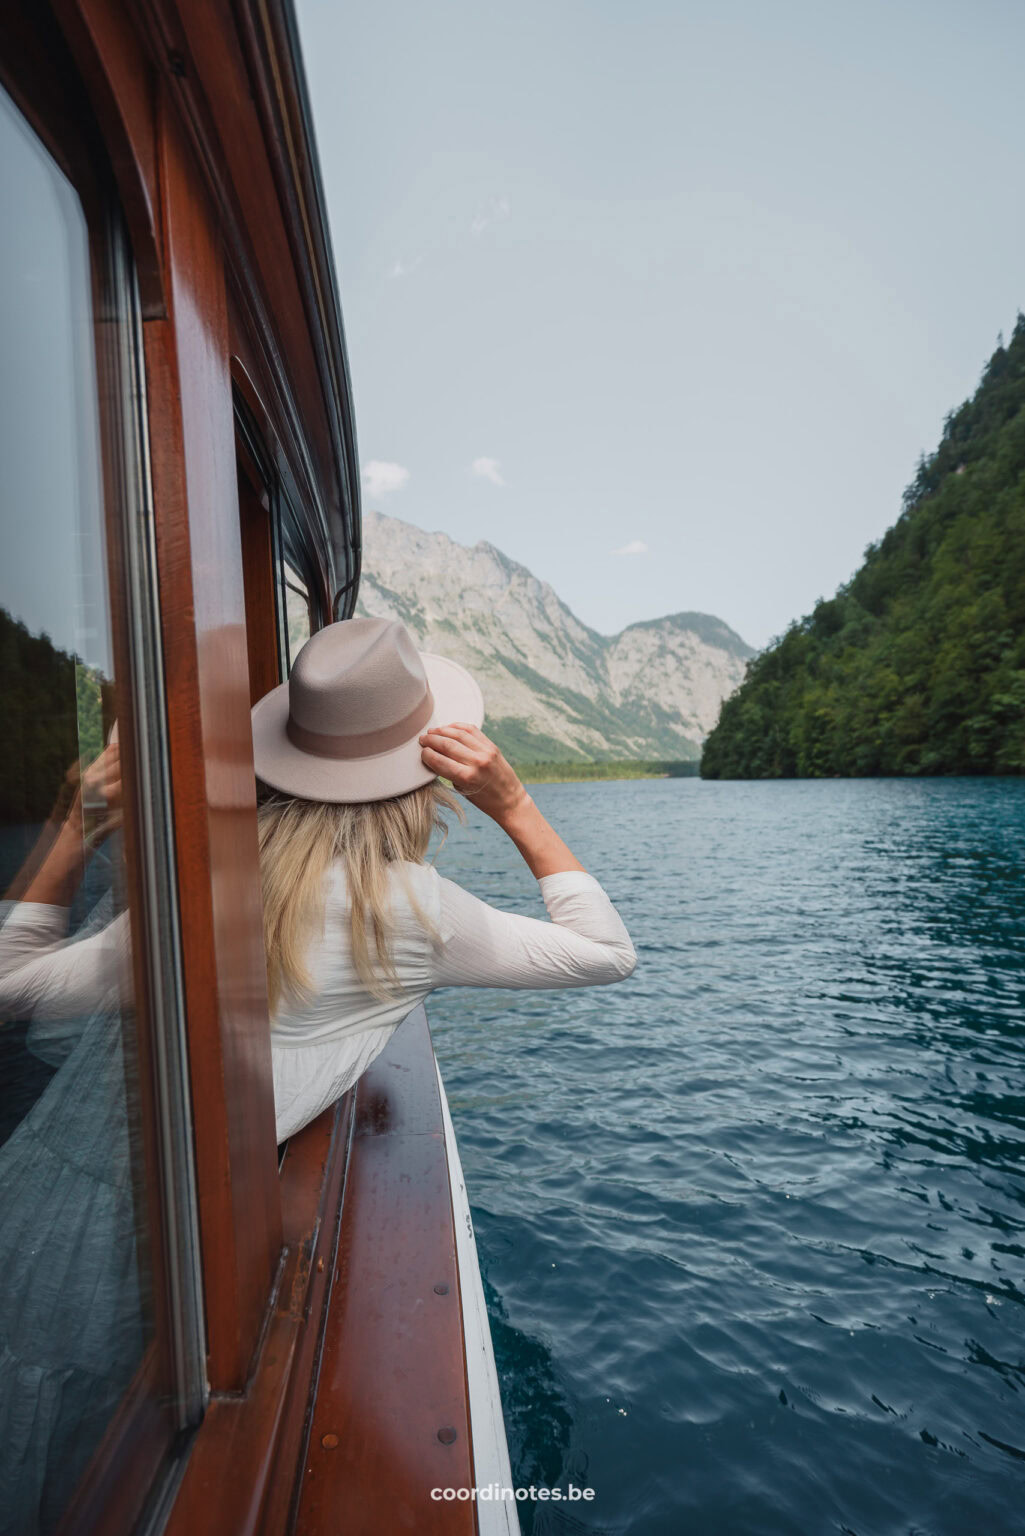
0 83 150 1534
283 561 312 668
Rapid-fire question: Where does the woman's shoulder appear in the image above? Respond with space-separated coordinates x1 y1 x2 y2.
388 858 442 891
389 857 442 903
324 856 451 932
389 860 459 943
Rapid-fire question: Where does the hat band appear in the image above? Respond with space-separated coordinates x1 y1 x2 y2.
285 688 435 760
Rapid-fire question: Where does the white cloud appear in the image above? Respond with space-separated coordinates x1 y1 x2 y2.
471 456 506 487
612 539 649 556
362 460 410 498
471 196 511 237
389 255 422 279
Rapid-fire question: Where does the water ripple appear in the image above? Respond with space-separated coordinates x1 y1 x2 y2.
430 777 1025 1535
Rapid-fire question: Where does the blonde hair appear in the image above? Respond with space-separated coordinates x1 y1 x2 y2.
257 779 465 1015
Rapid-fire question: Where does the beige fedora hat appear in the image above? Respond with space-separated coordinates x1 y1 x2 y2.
251 616 485 803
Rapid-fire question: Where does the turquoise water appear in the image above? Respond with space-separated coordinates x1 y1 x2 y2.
428 778 1025 1536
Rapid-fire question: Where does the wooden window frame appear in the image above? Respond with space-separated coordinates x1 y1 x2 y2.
46 0 341 1403
54 0 354 1394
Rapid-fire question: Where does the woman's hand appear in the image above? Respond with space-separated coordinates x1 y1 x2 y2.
71 740 123 844
419 722 586 878
61 738 120 815
78 740 122 814
418 724 529 824
4 738 122 905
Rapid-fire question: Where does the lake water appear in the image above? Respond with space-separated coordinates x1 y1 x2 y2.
427 777 1025 1536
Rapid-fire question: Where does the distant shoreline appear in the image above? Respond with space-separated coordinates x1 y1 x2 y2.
513 760 700 785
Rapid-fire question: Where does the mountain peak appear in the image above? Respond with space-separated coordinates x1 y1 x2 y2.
620 610 754 658
357 509 750 761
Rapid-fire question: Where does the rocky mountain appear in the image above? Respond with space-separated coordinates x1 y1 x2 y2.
356 510 752 763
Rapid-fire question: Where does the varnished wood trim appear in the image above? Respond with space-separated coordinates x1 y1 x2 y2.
161 1094 355 1536
146 82 282 1390
294 1007 477 1536
53 0 165 315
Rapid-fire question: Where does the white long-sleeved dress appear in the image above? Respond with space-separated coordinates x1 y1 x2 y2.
0 862 637 1143
272 862 637 1138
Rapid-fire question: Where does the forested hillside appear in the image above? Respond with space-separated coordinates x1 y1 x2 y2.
702 317 1025 778
0 608 106 822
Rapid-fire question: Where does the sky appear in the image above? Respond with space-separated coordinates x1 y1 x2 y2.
1 84 111 677
296 0 1025 651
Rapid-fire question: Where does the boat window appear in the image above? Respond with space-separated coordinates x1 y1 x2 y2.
281 555 314 668
0 77 203 1533
234 389 323 693
237 430 280 705
273 475 323 673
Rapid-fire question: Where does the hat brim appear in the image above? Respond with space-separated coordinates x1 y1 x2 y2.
251 651 486 804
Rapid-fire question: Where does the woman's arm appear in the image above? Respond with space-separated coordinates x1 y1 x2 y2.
0 904 131 1018
430 870 636 990
419 723 584 878
419 723 636 988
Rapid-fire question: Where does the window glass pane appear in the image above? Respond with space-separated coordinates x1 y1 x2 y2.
283 562 312 668
0 82 183 1531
